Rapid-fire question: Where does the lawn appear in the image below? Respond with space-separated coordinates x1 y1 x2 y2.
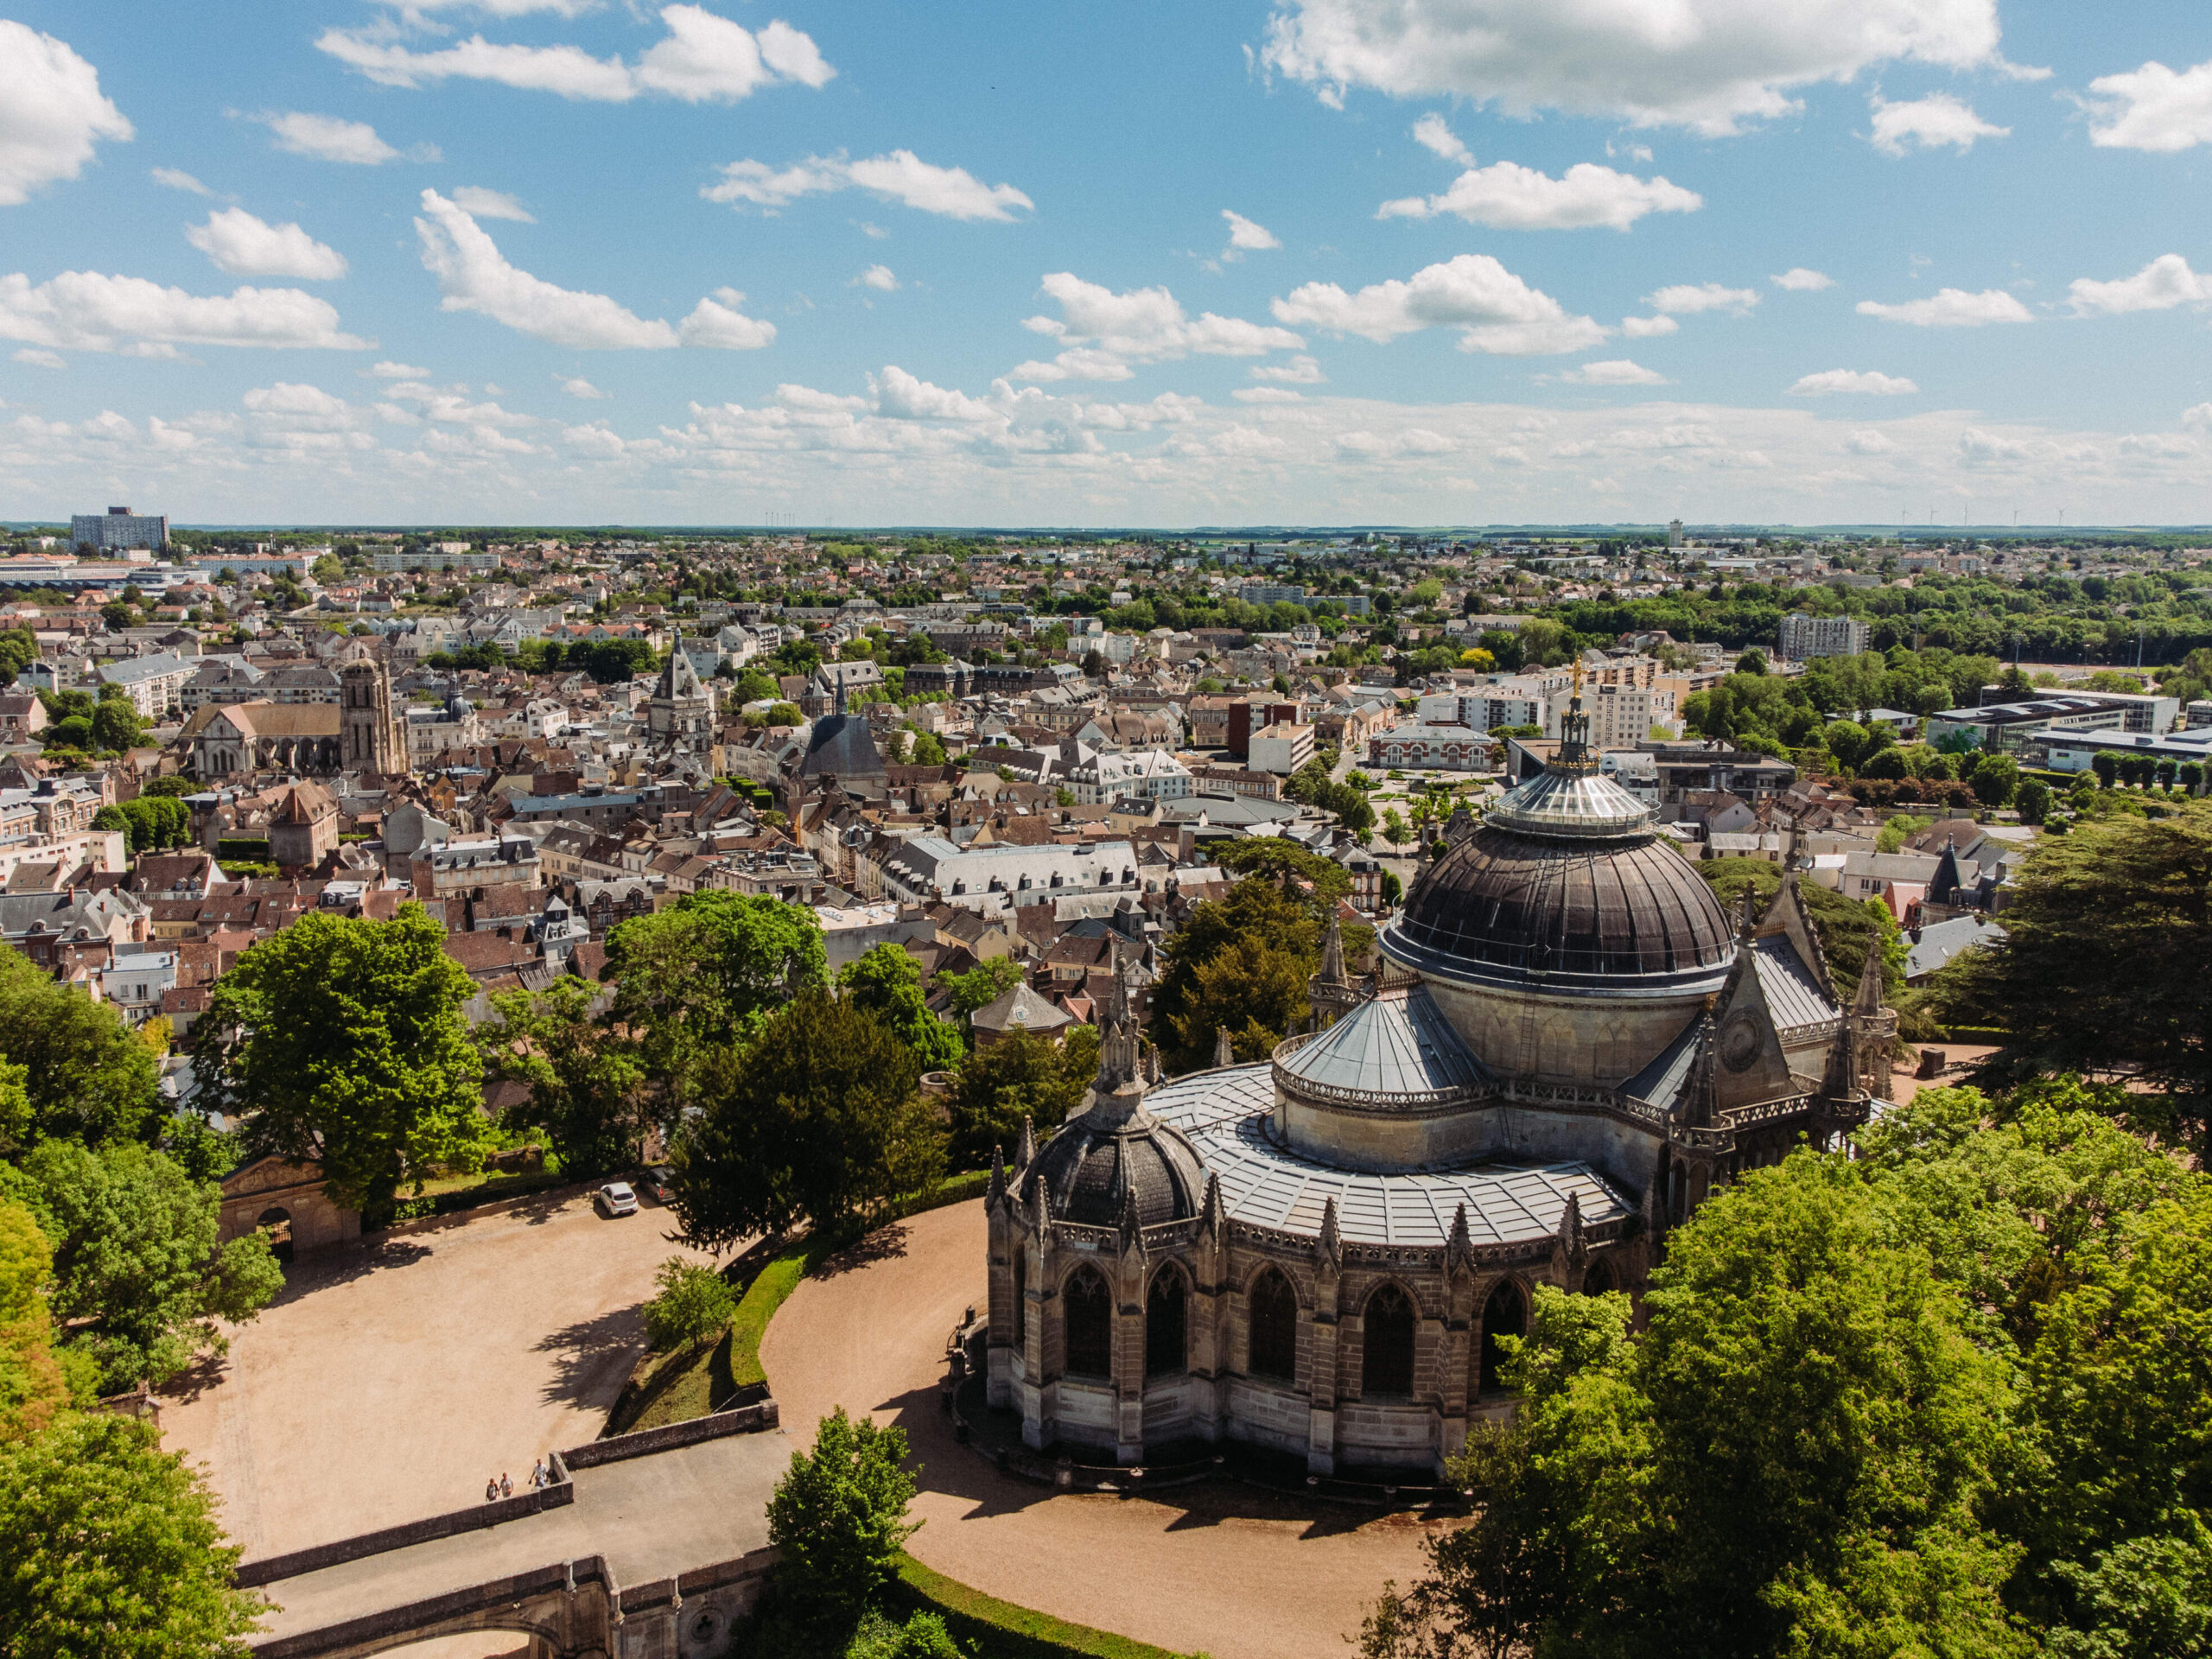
888 1554 1196 1659
606 1170 998 1435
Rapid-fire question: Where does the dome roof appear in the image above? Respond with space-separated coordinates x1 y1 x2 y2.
1020 1112 1207 1229
1389 820 1733 988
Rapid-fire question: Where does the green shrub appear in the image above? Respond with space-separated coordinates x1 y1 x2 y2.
642 1256 736 1352
766 1407 919 1634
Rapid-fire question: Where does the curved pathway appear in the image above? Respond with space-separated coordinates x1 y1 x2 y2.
761 1199 1446 1659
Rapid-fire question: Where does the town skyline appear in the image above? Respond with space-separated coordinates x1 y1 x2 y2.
8 2 2212 524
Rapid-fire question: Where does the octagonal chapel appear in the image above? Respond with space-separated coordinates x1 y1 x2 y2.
983 677 1897 1477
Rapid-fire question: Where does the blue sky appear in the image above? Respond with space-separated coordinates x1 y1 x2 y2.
4 0 2212 526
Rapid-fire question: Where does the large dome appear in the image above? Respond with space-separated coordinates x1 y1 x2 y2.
1020 1113 1207 1228
1383 744 1734 991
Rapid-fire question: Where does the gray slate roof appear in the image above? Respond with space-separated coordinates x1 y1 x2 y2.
1147 1063 1630 1249
1275 984 1490 1102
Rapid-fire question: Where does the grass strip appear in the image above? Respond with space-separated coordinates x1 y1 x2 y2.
889 1553 1196 1659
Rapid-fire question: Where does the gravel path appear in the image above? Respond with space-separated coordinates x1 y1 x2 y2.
760 1199 1445 1659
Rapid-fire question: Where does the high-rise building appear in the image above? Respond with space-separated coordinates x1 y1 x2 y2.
70 506 168 556
1777 613 1872 661
1668 518 1685 549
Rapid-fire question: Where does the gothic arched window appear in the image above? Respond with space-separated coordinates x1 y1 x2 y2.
1249 1268 1298 1382
1063 1264 1112 1380
1362 1282 1417 1399
1146 1266 1187 1377
1011 1244 1027 1348
1480 1281 1528 1395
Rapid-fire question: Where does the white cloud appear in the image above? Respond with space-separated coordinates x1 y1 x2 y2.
394 0 604 15
703 149 1031 221
1789 369 1920 396
0 270 370 353
318 5 833 104
2085 57 2212 152
1411 113 1471 163
1857 286 2031 326
186 208 349 281
2067 254 2211 316
1272 253 1605 354
1867 92 2007 156
151 168 211 196
1014 272 1303 381
1561 359 1668 385
1251 353 1327 384
679 289 776 349
254 111 426 166
1958 426 2031 466
1773 267 1834 290
873 365 995 421
414 190 772 350
558 375 607 398
1235 385 1305 403
244 382 350 421
1222 209 1281 257
1260 0 2008 136
2185 403 2212 431
366 360 430 379
1621 315 1679 338
1648 282 1759 315
1378 160 1700 231
12 348 65 370
0 22 133 207
856 264 899 292
451 186 534 222
1846 429 1895 454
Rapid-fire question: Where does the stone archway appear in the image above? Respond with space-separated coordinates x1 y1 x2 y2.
257 1206 294 1264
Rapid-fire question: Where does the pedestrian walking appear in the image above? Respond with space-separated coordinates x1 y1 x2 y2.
485 1477 498 1503
499 1471 512 1498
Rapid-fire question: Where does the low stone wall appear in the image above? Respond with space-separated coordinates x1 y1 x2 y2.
250 1556 606 1659
561 1396 779 1470
236 1465 576 1589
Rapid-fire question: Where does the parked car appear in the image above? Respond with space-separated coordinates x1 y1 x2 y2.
595 1181 639 1217
644 1165 676 1205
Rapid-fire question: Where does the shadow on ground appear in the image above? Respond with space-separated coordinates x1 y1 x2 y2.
873 1378 1388 1542
535 1304 649 1410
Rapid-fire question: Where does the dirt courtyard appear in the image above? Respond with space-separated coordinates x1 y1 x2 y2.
762 1200 1444 1659
160 1185 716 1561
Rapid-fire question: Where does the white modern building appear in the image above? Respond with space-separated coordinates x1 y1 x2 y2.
1777 613 1871 661
1065 747 1194 805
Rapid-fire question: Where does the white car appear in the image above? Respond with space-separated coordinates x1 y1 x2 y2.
595 1181 639 1217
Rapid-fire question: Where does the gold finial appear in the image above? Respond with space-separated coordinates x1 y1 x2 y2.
1571 658 1585 699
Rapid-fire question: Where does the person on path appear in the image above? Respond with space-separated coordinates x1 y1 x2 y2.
486 1477 498 1503
499 1471 512 1498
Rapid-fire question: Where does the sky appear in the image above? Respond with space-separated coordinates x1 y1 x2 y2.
3 1 2212 528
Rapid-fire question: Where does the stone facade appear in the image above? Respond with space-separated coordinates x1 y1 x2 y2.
340 647 405 775
982 682 1895 1478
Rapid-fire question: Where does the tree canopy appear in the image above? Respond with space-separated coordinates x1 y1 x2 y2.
196 906 488 1220
0 945 157 1155
836 944 963 1073
944 1025 1101 1172
477 978 643 1182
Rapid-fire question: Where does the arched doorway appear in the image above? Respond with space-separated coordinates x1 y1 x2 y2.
1361 1282 1416 1399
1145 1265 1187 1377
1480 1281 1527 1395
257 1206 294 1264
1062 1264 1111 1381
1248 1267 1298 1382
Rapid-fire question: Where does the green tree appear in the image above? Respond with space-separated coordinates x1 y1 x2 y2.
0 1200 70 1445
2092 751 2123 791
608 891 827 1123
640 1256 735 1352
938 957 1024 1026
1971 751 2021 809
2016 777 2053 826
195 906 489 1222
6 1140 283 1391
1151 877 1327 1073
1735 646 1770 675
92 689 144 753
765 1406 921 1638
1369 1155 2027 1659
944 1025 1101 1171
1942 804 2212 1154
0 1412 265 1658
478 978 644 1181
0 946 156 1153
670 988 938 1248
836 944 963 1072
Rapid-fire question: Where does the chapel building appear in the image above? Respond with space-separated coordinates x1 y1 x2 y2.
983 675 1895 1476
